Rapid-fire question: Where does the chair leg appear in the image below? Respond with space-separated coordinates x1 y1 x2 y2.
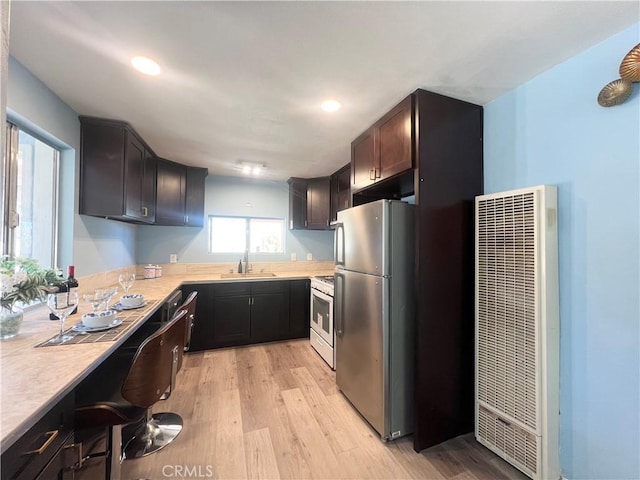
122 408 183 459
106 424 123 480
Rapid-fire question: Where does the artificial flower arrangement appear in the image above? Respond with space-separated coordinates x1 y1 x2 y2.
1 256 62 309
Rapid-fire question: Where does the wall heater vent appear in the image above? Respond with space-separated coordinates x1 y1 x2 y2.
475 185 560 480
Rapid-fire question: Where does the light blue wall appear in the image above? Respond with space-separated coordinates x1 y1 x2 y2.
136 175 334 264
7 56 136 275
484 23 639 480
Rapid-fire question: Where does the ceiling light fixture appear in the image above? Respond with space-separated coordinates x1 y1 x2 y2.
131 56 161 76
238 161 265 176
321 99 341 112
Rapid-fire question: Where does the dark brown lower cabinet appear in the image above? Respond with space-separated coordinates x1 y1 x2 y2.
250 282 289 343
180 284 213 352
36 435 76 479
183 279 310 352
289 279 310 338
1 391 76 480
212 283 252 348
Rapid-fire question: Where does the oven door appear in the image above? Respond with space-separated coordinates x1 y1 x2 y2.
310 287 334 347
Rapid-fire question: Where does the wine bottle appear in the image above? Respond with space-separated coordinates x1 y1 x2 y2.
67 265 78 315
49 268 68 320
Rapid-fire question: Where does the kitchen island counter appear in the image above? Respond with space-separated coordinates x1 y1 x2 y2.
0 264 333 454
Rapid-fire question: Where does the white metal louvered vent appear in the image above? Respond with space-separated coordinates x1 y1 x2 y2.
478 405 538 475
475 185 560 480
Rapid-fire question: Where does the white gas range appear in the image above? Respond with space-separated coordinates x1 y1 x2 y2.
309 275 335 369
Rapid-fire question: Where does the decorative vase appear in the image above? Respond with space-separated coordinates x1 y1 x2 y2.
0 305 24 339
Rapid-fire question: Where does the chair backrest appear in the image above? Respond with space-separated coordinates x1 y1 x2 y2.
121 309 188 408
178 291 198 354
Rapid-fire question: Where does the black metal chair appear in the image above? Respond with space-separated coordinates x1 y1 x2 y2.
75 309 188 479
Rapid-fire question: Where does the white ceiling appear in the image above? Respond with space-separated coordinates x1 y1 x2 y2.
9 1 639 180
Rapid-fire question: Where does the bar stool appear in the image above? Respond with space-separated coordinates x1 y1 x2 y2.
179 291 198 353
75 309 188 479
120 291 198 461
123 292 198 460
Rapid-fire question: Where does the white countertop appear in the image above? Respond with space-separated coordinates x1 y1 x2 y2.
0 268 332 454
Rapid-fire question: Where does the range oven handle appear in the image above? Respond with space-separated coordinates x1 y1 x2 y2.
335 272 344 337
334 223 345 267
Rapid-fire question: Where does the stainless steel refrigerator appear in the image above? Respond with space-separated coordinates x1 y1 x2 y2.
334 199 415 440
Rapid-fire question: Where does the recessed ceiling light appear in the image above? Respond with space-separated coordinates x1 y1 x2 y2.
321 99 341 113
131 56 161 76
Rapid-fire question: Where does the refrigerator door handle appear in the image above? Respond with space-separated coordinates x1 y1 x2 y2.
335 271 345 337
334 222 345 266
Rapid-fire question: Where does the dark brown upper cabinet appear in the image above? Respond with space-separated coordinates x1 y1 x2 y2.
287 177 331 230
351 95 413 194
155 158 186 226
79 117 156 223
351 127 376 192
287 177 308 230
330 163 351 223
306 176 331 229
80 116 207 227
185 166 208 227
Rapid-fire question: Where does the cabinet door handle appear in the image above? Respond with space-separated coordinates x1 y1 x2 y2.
24 430 58 455
248 298 251 306
375 167 381 179
64 442 84 469
185 215 189 224
369 168 376 180
142 207 148 217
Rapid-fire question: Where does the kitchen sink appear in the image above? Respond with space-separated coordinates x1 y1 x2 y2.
220 272 277 279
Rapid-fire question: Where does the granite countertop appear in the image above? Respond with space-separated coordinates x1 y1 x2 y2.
0 266 333 454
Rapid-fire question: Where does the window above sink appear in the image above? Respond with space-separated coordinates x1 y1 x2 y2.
208 216 284 254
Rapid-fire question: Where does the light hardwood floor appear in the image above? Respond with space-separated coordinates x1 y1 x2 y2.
88 339 529 479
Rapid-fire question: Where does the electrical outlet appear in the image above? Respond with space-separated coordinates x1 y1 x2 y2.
169 254 178 263
291 253 297 261
306 253 313 261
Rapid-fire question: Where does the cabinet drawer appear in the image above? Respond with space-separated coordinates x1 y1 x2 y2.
214 282 250 297
1 391 74 480
250 281 288 295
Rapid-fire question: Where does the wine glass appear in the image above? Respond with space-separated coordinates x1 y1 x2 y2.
96 286 118 310
83 291 109 313
118 273 135 294
47 291 79 344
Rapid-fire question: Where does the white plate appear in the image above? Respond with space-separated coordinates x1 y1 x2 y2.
111 301 147 311
72 318 123 333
